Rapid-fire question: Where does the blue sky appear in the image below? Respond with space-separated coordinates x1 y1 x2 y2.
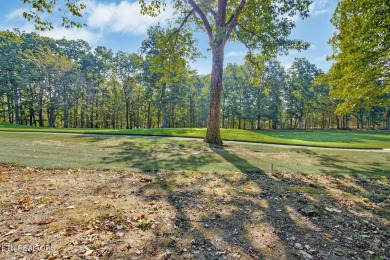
0 0 338 74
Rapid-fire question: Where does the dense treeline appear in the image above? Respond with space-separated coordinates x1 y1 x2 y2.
0 29 389 130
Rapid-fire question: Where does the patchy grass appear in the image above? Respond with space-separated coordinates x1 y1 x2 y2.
0 132 389 176
0 132 388 258
0 164 388 259
1 122 390 148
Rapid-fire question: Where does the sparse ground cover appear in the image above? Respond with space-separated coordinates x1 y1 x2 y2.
1 123 390 149
0 132 389 259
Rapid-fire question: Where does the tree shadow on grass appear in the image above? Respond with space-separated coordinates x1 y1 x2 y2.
291 148 390 177
201 145 386 259
96 141 388 259
134 146 366 258
100 140 216 172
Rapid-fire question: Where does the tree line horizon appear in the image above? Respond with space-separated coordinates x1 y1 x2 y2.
1 29 389 131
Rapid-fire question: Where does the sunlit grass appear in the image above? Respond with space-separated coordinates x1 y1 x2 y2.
0 132 389 177
1 122 389 148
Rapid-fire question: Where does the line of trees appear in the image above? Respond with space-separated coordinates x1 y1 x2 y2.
1 29 389 130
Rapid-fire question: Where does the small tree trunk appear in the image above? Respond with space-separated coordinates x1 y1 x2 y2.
7 94 13 123
387 107 390 130
257 114 261 130
147 101 152 128
63 104 68 128
161 84 168 128
125 100 130 129
1 98 6 122
162 101 168 128
189 97 195 127
205 46 224 145
13 88 20 125
298 115 303 130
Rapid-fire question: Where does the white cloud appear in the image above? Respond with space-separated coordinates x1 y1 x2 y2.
4 19 100 45
86 1 174 34
40 27 101 44
6 7 28 20
3 0 174 47
310 0 331 16
226 51 247 58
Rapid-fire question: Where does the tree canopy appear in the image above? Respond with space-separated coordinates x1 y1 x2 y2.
21 0 86 30
140 0 312 144
325 0 390 114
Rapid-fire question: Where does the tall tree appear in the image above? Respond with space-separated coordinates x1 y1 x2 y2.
0 30 24 124
115 51 142 129
261 60 286 129
140 25 198 128
326 0 390 128
22 0 312 143
140 0 311 144
285 58 319 129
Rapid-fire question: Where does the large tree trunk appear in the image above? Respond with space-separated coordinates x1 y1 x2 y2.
205 46 224 145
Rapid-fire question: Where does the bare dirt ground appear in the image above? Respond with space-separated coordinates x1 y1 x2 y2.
0 164 388 259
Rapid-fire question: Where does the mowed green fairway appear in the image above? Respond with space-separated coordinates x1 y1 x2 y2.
1 123 390 148
0 132 389 177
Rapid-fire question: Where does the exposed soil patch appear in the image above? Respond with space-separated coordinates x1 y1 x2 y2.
0 164 388 259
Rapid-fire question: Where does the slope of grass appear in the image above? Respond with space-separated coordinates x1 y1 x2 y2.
1 122 389 149
0 132 389 177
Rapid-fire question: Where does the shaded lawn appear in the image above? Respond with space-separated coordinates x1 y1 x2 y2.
1 122 390 149
0 132 389 177
0 132 388 259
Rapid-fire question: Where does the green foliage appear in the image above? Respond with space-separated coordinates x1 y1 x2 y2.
21 0 86 30
326 0 390 114
140 0 312 144
0 26 387 131
285 58 321 129
138 219 150 231
140 25 199 87
139 0 313 76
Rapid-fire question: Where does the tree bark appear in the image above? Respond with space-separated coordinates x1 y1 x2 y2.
7 93 13 123
147 101 152 128
13 87 20 125
387 107 390 130
205 46 224 145
162 101 168 128
257 114 261 130
298 115 303 130
125 100 130 129
161 84 168 128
